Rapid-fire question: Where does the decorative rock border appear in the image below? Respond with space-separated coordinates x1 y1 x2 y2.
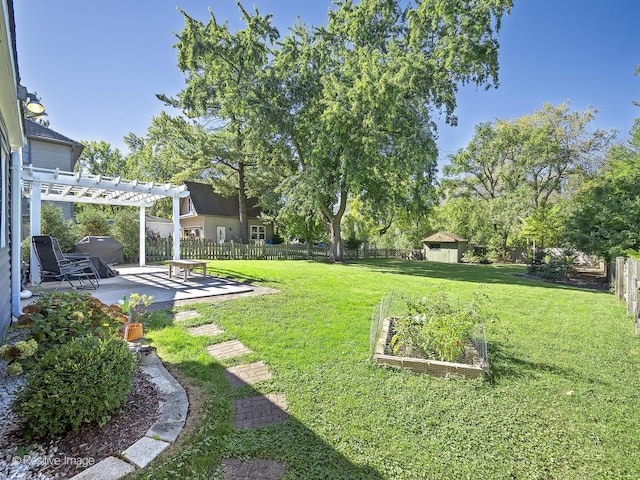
70 357 188 480
373 317 487 379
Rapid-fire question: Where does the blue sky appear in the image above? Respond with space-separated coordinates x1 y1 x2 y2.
14 1 640 171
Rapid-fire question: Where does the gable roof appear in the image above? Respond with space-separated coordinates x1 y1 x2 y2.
25 119 85 162
184 181 262 218
422 232 467 243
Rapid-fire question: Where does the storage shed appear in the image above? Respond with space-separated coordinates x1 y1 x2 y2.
422 232 468 263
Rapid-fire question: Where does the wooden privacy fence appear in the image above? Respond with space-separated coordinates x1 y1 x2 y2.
145 238 420 263
612 256 640 334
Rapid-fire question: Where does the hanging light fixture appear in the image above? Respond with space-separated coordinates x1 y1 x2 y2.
17 85 48 118
25 93 45 114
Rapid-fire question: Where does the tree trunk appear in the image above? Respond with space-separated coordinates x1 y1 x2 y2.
237 162 249 244
328 216 343 262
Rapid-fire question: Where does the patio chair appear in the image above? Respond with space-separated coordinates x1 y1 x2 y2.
32 235 100 290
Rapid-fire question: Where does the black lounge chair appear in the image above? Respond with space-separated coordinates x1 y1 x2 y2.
32 235 100 290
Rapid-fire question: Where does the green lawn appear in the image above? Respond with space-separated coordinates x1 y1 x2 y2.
137 260 640 480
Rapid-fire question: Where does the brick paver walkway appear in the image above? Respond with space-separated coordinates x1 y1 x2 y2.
172 310 201 322
224 361 272 387
234 393 288 429
187 323 224 337
206 340 252 360
222 458 286 480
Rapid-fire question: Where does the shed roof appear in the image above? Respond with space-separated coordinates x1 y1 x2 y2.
184 181 262 218
422 232 467 243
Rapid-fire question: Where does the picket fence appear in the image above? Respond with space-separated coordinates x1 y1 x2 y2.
612 256 640 334
145 238 421 263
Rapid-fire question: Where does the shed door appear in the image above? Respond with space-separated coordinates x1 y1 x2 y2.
217 226 226 243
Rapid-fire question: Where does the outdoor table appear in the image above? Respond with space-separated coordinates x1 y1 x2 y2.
168 259 207 281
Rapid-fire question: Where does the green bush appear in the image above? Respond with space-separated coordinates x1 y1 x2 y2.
112 209 139 262
19 292 128 353
391 291 495 362
40 202 78 252
74 207 111 237
13 336 136 438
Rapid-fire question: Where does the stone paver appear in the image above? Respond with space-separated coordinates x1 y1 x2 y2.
172 310 201 322
234 393 287 429
223 458 286 480
224 361 273 387
207 340 251 360
187 322 224 337
70 456 135 480
122 436 170 469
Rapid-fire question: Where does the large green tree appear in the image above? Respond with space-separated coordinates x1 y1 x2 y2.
565 120 640 259
443 103 612 255
162 3 279 243
267 0 512 260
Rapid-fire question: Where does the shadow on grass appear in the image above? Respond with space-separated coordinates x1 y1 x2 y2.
203 267 279 286
148 356 384 479
349 259 611 295
487 341 610 387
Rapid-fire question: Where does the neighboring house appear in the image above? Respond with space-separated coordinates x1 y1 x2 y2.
0 0 27 337
146 215 173 239
23 119 84 225
422 232 468 263
180 181 272 243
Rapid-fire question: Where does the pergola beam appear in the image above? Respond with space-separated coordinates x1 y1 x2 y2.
21 167 190 282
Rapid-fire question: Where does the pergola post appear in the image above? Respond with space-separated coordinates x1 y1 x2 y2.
29 181 41 284
139 206 146 266
172 195 181 260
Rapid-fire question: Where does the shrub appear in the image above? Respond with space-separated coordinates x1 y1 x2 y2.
74 207 111 237
0 339 38 376
40 202 78 252
13 336 136 438
112 209 139 262
391 291 495 362
18 292 128 353
461 250 486 264
344 235 363 250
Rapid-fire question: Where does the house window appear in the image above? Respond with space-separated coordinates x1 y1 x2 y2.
429 243 441 250
250 225 266 241
186 198 195 213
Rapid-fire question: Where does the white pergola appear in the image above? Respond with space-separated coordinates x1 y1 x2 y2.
21 166 190 283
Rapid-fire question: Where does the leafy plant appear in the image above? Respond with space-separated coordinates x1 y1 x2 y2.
18 292 128 353
112 208 139 262
74 207 111 237
0 339 38 376
391 291 495 362
13 336 136 438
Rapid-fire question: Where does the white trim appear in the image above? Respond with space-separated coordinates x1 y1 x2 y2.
23 167 190 279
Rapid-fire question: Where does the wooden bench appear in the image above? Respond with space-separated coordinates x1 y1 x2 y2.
168 259 207 281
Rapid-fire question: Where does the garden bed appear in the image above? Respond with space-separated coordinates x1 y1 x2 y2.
373 317 488 379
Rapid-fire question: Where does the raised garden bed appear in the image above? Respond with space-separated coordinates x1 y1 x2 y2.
373 317 488 379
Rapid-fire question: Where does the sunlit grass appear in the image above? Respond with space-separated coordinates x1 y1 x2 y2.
137 260 640 480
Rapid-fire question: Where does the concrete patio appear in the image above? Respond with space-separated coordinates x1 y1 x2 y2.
21 264 254 308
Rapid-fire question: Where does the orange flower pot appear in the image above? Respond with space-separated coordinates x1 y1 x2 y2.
124 323 143 342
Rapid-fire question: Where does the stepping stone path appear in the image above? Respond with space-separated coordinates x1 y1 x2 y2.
224 361 272 387
188 322 224 337
172 310 201 322
207 340 252 360
222 458 287 480
233 393 287 429
186 322 287 479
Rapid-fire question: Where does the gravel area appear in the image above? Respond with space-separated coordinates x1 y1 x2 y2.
0 361 162 479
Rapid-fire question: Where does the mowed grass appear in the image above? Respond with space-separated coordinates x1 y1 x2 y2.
137 260 640 480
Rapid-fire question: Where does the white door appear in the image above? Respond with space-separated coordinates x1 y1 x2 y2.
217 226 226 243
